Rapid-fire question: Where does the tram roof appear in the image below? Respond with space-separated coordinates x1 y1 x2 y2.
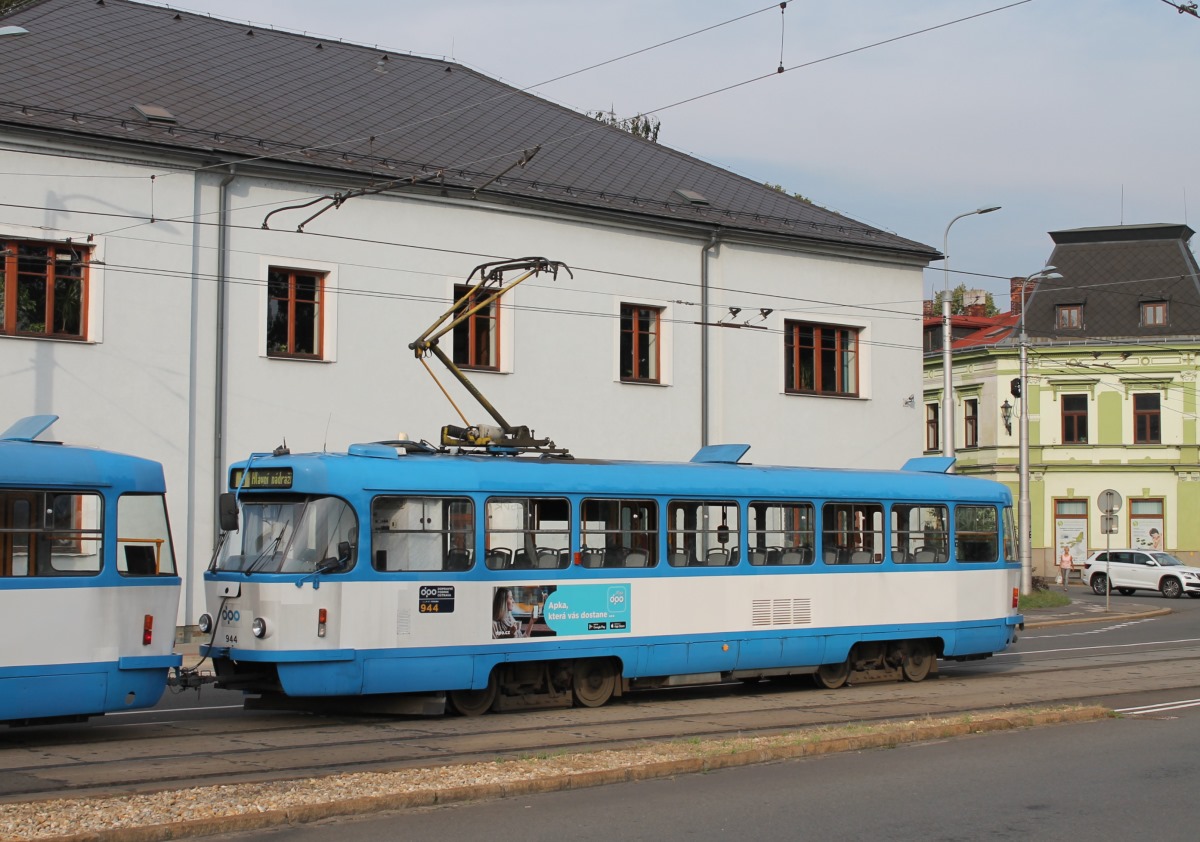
0 438 166 492
232 446 1011 504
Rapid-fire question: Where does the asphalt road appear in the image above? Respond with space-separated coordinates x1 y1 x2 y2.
204 696 1200 842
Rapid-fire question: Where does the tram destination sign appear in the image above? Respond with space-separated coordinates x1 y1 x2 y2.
229 467 294 490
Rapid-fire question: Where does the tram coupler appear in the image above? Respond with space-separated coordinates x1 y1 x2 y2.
168 666 217 689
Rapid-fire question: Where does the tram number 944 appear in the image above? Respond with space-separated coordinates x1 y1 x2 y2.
418 585 455 614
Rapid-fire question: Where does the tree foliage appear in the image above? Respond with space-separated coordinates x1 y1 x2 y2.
933 283 1000 317
590 111 660 144
0 0 28 16
763 182 811 203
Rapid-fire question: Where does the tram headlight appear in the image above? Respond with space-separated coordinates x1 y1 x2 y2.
252 617 268 639
198 613 213 634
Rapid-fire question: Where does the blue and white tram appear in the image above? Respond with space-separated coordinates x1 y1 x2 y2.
201 441 1022 715
0 416 182 726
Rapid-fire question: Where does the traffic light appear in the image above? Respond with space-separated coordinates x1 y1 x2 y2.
1010 377 1022 398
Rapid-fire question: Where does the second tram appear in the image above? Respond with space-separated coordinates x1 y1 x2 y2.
0 416 182 726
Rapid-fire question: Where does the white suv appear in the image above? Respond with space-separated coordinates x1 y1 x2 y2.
1081 550 1200 599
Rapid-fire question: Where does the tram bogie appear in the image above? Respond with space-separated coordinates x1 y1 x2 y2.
200 440 1022 716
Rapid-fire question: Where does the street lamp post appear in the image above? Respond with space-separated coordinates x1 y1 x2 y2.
942 206 1001 460
1018 267 1062 594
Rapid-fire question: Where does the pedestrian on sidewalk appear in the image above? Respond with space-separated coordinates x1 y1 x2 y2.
1059 546 1074 591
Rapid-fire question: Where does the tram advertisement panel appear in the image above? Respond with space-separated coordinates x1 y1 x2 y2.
491 584 630 639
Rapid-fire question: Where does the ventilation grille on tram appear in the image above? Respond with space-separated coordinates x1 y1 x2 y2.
751 598 812 626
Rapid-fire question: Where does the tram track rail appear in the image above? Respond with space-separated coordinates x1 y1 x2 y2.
4 645 1200 805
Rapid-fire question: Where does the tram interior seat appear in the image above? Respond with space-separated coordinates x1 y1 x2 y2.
486 548 513 569
779 548 806 565
535 549 561 569
446 549 472 571
581 548 605 568
124 545 157 575
749 548 768 566
849 550 873 564
706 548 729 566
823 548 839 565
625 550 649 567
671 549 690 567
892 546 911 563
913 548 938 563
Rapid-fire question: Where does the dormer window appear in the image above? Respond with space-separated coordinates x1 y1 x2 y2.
1056 304 1082 330
1141 301 1167 327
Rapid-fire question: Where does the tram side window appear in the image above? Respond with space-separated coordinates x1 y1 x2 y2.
821 502 884 564
747 502 814 565
579 498 658 568
371 497 474 572
1003 507 1017 561
955 505 1000 562
117 494 177 575
0 490 102 576
891 504 948 563
486 497 570 570
668 500 739 567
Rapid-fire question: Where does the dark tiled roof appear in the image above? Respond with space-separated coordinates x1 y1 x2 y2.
1025 224 1200 341
0 0 937 260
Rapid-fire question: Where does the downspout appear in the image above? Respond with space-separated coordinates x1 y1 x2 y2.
700 230 720 448
212 165 236 544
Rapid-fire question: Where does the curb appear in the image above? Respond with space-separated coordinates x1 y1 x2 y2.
1023 606 1171 629
52 706 1111 842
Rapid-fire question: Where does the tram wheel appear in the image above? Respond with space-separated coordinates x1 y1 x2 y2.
572 659 617 707
448 673 498 716
902 641 933 682
813 659 851 689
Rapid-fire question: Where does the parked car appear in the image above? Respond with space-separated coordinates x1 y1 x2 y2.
1080 550 1200 599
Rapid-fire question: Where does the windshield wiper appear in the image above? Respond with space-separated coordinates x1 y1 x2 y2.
295 541 352 590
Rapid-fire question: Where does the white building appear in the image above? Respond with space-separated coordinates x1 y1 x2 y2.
0 0 938 626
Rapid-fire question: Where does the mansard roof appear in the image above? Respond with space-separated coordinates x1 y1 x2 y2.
1024 223 1200 340
0 0 937 262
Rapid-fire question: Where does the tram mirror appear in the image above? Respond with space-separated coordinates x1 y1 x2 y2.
337 540 352 566
218 493 239 532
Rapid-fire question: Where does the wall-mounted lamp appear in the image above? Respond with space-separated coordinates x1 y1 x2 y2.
903 394 915 408
1000 399 1013 435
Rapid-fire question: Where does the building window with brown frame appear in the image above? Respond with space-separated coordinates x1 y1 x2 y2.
1133 393 1161 444
925 403 939 452
0 239 90 340
620 303 661 383
784 321 858 397
1140 301 1167 327
963 398 978 449
267 268 324 358
1062 394 1088 444
1056 304 1082 330
451 283 499 370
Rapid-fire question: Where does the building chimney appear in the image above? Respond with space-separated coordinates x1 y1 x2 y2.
923 298 936 318
1011 276 1038 315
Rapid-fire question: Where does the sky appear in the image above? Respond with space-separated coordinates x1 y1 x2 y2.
155 0 1200 308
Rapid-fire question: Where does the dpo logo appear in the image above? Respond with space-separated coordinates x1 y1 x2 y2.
221 608 242 624
606 586 628 615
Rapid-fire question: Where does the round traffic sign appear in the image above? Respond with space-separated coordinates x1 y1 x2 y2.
1098 489 1122 515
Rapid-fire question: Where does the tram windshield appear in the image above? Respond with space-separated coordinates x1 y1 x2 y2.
216 495 357 574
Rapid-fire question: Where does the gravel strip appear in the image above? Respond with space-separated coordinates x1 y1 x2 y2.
0 706 1108 841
